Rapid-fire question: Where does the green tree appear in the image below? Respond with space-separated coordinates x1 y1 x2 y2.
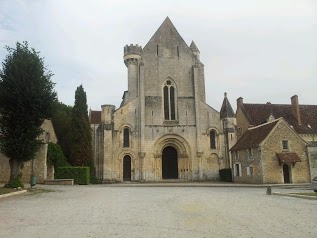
0 41 57 187
69 85 93 168
47 142 70 170
51 102 73 160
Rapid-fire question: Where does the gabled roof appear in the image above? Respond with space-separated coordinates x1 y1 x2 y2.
243 103 317 134
143 17 189 50
230 119 279 151
90 110 101 124
220 92 235 119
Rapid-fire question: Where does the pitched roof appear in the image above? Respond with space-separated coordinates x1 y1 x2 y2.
220 92 235 119
230 120 279 151
90 110 101 124
276 152 301 163
243 103 317 134
143 17 188 50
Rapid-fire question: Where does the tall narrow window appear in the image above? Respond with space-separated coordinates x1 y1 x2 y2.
123 128 130 147
163 80 176 120
210 130 216 149
156 44 159 56
177 46 179 58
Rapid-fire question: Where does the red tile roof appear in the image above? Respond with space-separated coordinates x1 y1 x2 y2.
230 120 279 151
243 104 317 134
276 152 301 163
90 110 101 124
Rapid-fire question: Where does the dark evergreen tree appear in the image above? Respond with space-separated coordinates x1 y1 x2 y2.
69 85 93 168
51 102 73 160
0 42 57 187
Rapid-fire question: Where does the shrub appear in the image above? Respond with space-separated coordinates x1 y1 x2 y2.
47 142 70 170
55 167 90 185
219 168 232 182
4 174 24 188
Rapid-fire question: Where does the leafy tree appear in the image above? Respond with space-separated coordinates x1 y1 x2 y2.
69 85 93 168
0 41 57 187
51 102 73 160
47 142 70 170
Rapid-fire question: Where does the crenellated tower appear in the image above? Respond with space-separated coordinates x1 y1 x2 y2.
124 44 142 101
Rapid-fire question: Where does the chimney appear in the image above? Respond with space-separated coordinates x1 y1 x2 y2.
291 95 301 125
237 97 243 109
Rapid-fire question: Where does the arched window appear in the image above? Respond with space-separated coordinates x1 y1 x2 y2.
163 80 176 120
123 128 130 147
210 130 217 149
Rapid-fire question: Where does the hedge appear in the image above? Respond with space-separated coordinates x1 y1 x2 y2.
219 168 232 182
55 167 90 185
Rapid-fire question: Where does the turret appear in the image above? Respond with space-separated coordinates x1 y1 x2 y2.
190 41 200 60
124 44 142 101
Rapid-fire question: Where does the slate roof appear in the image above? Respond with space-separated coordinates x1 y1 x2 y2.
276 152 301 163
90 110 101 124
220 93 235 119
230 120 279 151
243 103 317 134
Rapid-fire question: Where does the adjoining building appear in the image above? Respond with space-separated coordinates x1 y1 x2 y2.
234 96 317 183
230 118 310 184
90 17 236 182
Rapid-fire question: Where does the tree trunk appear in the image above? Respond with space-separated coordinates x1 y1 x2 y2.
9 158 23 181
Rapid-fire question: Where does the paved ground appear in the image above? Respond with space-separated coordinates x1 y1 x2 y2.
0 184 316 238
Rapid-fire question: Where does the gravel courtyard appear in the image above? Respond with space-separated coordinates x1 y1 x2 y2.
0 185 316 238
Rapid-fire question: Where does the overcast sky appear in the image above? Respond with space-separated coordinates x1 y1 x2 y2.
0 0 316 111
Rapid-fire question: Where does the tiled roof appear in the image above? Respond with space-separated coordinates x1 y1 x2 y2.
276 152 301 163
243 104 317 134
90 110 101 124
230 120 279 151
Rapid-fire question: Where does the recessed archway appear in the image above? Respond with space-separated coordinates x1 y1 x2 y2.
162 146 178 179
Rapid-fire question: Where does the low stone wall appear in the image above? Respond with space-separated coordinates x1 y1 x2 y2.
44 179 74 185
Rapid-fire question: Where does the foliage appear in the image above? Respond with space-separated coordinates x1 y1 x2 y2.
69 85 93 168
0 41 57 184
55 166 90 185
47 142 70 170
219 168 232 182
51 102 73 160
4 175 24 188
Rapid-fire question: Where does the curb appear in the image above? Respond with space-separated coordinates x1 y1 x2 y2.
272 192 317 200
0 190 27 199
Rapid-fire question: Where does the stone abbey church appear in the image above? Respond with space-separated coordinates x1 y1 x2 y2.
90 17 237 182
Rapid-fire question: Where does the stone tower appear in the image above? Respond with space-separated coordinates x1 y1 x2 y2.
124 44 142 101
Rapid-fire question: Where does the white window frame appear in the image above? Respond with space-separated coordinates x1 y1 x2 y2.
234 163 242 177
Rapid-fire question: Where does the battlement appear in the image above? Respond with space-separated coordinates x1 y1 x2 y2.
124 44 142 57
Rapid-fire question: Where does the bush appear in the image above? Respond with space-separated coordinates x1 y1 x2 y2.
47 142 70 170
4 174 24 188
219 168 232 182
55 167 90 185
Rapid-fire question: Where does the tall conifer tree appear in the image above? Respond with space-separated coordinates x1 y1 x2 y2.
69 85 93 168
0 42 57 187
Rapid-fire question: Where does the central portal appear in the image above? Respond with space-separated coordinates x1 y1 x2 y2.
162 146 178 179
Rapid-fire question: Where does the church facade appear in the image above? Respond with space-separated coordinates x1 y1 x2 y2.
90 17 236 182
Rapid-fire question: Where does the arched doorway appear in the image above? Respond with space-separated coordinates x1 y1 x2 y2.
162 146 178 179
123 155 131 181
283 164 290 183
